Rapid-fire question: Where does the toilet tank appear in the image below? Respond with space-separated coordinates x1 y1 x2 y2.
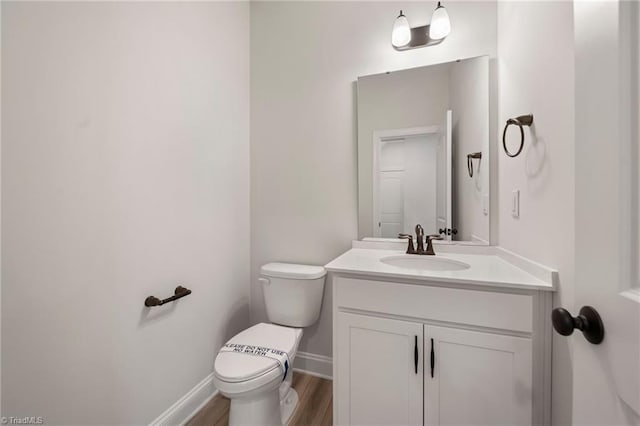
260 263 327 327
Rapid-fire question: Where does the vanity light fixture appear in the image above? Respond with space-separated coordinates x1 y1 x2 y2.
391 1 451 51
429 2 451 40
391 11 412 48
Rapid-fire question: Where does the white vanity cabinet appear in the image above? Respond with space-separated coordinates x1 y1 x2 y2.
332 276 552 426
336 313 423 425
424 325 533 426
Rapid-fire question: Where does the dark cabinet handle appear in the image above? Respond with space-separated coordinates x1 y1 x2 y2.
430 338 435 378
552 306 604 344
414 335 418 374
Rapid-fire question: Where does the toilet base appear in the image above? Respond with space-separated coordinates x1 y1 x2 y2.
226 373 300 426
281 388 299 425
229 387 281 426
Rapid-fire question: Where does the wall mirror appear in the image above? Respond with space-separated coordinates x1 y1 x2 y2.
357 55 490 244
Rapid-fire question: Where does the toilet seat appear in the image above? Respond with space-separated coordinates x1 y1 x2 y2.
214 323 302 385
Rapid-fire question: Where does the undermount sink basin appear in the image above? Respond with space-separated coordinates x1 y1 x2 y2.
380 255 471 272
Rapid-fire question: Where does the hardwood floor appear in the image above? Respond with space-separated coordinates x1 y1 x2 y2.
187 372 332 426
287 373 332 426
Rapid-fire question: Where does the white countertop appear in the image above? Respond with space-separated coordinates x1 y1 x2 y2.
324 247 556 291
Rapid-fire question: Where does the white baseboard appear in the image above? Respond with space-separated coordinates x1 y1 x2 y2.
293 351 333 379
150 372 217 426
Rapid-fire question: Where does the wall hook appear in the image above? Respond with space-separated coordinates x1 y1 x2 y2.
503 114 533 157
467 152 482 177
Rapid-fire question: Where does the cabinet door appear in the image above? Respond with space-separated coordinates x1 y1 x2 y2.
336 312 423 426
424 325 532 426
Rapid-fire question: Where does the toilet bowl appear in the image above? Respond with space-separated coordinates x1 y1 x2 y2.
213 263 326 426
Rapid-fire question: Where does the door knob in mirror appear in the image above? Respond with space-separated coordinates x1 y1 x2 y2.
552 306 604 344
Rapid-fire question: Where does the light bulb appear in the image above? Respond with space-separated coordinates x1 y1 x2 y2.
429 2 451 40
392 11 411 47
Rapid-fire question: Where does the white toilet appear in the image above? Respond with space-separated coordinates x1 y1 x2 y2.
213 262 327 426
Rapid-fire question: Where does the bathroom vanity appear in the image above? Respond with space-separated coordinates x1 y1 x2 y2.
326 241 557 426
343 54 557 425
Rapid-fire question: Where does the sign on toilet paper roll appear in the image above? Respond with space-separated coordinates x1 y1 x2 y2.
220 343 290 380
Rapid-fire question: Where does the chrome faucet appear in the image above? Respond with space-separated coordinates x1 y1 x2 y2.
398 224 442 255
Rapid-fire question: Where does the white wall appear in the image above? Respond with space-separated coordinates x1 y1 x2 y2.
357 64 450 237
497 2 575 425
450 56 490 243
1 2 250 424
250 1 497 360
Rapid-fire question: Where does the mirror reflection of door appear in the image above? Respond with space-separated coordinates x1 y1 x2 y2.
376 140 404 237
373 125 447 238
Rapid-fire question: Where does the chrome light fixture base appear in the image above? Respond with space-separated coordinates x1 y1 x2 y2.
392 24 445 51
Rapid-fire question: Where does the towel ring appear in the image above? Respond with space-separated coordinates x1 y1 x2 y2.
503 114 533 158
467 152 482 177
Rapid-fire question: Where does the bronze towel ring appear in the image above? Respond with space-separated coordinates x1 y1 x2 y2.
503 114 534 157
467 152 482 177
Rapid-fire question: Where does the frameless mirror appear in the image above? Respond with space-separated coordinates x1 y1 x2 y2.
357 56 490 244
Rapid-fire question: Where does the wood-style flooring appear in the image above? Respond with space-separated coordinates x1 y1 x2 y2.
187 372 332 426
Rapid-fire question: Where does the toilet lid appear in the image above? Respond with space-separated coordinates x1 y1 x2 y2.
214 323 302 383
261 263 326 280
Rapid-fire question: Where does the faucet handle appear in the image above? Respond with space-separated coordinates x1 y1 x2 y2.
424 235 443 255
398 233 416 254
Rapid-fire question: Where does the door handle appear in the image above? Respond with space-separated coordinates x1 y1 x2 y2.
430 338 435 378
414 335 418 374
552 306 604 344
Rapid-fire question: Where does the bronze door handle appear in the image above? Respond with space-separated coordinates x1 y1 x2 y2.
552 306 604 344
